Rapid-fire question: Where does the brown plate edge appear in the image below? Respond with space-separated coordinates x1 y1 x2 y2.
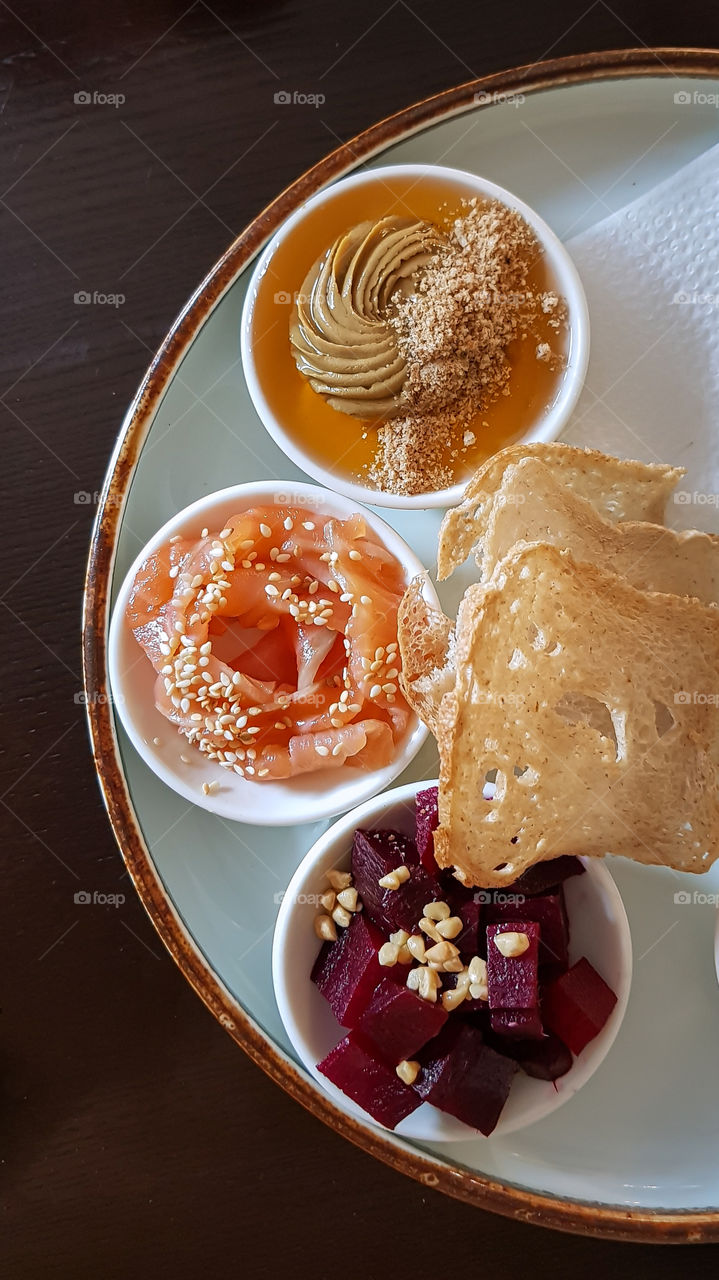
83 48 719 1244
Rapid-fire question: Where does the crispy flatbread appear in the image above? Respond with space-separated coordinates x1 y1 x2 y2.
437 442 684 581
397 577 454 735
434 542 719 887
480 457 719 602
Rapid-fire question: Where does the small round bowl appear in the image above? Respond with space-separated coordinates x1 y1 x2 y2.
273 780 632 1140
108 482 436 825
241 163 590 511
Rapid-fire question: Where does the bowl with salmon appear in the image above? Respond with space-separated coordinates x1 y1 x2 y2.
108 481 436 824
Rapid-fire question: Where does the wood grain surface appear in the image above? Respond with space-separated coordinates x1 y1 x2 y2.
3 1 719 1274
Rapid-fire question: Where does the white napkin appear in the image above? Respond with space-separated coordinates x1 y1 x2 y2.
564 142 719 531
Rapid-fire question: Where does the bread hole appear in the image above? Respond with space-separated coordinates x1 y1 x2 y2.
493 862 511 873
654 700 676 738
554 692 620 755
513 764 539 785
508 647 527 670
546 641 562 656
527 622 549 651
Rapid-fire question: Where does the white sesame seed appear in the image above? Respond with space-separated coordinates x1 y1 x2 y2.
331 744 343 756
168 565 179 579
302 521 315 531
265 583 280 597
349 549 361 560
201 527 209 538
152 736 162 747
369 684 382 699
260 523 272 538
315 744 329 756
284 517 293 531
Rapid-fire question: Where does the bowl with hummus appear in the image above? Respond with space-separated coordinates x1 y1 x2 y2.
241 164 589 510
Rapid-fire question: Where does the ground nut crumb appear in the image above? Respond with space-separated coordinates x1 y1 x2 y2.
368 200 567 496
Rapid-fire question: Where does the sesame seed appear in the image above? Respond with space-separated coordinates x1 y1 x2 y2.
348 549 361 560
369 684 382 699
284 517 293 531
382 682 397 694
265 584 280 597
332 744 343 756
313 617 328 626
360 595 372 605
221 560 233 572
201 527 209 538
328 580 340 593
241 560 252 569
339 592 352 603
152 736 162 747
169 565 179 579
302 521 315 531
315 744 329 756
240 538 254 550
180 754 191 764
276 552 291 563
202 780 219 795
257 768 270 778
331 717 343 727
260 523 272 538
268 572 281 583
219 527 232 539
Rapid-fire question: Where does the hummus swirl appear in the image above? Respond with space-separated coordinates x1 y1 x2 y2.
290 216 444 421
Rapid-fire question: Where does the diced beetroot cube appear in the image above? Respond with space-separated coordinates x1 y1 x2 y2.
415 786 439 872
352 828 441 934
542 957 617 1055
415 1021 517 1135
455 896 483 958
485 892 568 972
490 1031 573 1081
311 913 385 1029
490 1008 544 1039
510 856 585 897
487 920 540 1011
355 976 448 1062
318 1033 421 1129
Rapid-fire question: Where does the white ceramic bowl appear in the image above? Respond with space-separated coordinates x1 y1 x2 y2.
273 780 632 1140
108 482 435 825
241 163 590 510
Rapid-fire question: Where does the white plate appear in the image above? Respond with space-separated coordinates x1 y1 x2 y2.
86 54 719 1239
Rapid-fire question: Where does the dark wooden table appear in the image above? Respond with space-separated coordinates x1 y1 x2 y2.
3 2 719 1273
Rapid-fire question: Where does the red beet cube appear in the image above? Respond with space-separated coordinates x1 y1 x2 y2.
415 1021 517 1135
311 912 385 1029
485 892 568 972
355 976 448 1062
352 828 441 934
490 1008 544 1040
318 1033 420 1129
415 786 439 871
542 957 617 1055
491 1031 573 1081
510 856 585 897
487 920 540 1011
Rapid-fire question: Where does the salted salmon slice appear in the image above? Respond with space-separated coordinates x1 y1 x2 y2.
126 506 412 781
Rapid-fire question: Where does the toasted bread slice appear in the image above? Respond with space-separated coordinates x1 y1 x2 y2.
480 457 719 602
397 576 454 734
434 542 719 887
437 442 684 580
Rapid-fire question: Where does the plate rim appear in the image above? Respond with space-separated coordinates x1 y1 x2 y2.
83 47 719 1242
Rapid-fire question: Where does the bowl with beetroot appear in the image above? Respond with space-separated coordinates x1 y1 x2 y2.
272 781 632 1140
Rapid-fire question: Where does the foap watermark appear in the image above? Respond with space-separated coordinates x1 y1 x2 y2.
273 890 325 906
73 489 123 507
74 290 125 308
674 690 719 706
273 290 309 306
674 890 719 906
474 90 525 108
674 89 719 109
74 889 125 907
476 890 526 906
672 289 719 307
274 89 325 109
74 90 126 108
674 490 719 507
74 690 118 706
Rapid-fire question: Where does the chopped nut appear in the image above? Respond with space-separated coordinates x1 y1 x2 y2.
396 1059 420 1086
332 905 352 929
319 890 336 912
378 865 411 890
436 915 463 940
418 917 443 943
442 956 465 973
416 967 442 1003
406 966 421 991
425 940 459 965
337 887 360 913
389 928 412 964
379 942 400 967
326 869 352 891
494 931 530 958
442 985 468 1012
469 982 488 1001
314 915 337 943
406 935 427 963
423 900 451 921
468 956 488 985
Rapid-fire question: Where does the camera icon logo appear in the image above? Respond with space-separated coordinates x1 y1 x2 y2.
474 91 491 105
673 490 691 504
674 90 692 105
674 690 692 705
274 90 292 105
74 890 92 904
74 290 92 305
673 890 692 905
74 90 92 105
476 890 492 904
273 290 292 304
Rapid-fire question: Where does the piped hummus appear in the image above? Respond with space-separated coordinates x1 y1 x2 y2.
290 216 444 420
